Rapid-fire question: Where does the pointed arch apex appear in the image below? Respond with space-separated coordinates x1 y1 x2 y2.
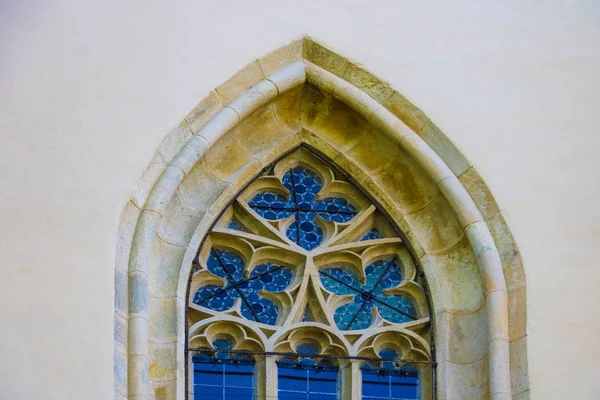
114 36 527 400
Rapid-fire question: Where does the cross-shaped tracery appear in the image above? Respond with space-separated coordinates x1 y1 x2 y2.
187 147 433 399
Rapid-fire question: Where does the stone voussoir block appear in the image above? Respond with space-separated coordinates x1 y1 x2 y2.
400 133 454 185
145 165 185 216
267 59 306 94
148 236 187 298
420 119 471 177
129 210 161 273
438 175 484 229
170 134 209 175
158 120 194 164
258 39 304 77
148 296 178 344
436 308 489 365
131 152 167 210
405 195 465 255
228 79 278 121
459 167 500 221
508 287 527 340
216 60 265 105
342 61 395 105
185 91 223 135
156 188 205 248
116 200 141 272
303 37 349 77
510 336 530 396
383 90 428 134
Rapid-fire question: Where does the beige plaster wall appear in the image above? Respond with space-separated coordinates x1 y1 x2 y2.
0 1 598 399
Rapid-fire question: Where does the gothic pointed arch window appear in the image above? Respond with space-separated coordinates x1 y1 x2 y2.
186 147 434 399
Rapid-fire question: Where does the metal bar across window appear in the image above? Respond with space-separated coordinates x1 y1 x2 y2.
186 348 436 366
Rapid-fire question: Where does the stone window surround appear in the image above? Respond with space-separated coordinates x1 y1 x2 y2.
186 147 434 399
114 37 528 400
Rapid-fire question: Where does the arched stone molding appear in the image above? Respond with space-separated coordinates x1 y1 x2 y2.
114 37 528 400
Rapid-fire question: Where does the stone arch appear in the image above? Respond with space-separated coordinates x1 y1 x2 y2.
114 37 528 400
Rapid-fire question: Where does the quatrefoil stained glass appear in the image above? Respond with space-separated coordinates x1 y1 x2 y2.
189 148 432 399
248 166 357 250
193 249 292 325
320 258 417 330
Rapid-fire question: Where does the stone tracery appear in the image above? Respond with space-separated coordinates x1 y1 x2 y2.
187 148 432 398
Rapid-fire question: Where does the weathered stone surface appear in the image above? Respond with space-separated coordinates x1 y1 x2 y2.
204 132 252 181
114 313 127 350
487 212 525 292
420 120 471 177
185 91 223 134
131 152 166 209
271 87 302 131
300 84 368 152
438 356 489 400
384 90 428 133
145 165 185 215
514 390 530 400
158 120 194 163
228 80 278 120
116 200 141 271
114 348 128 394
148 237 187 298
129 210 161 273
510 336 530 395
178 158 230 211
157 189 205 247
115 268 128 316
258 39 303 77
427 238 485 313
151 379 176 400
343 62 394 104
400 132 454 185
405 195 464 254
508 287 527 340
439 176 484 229
303 37 349 77
149 296 178 344
149 342 177 382
459 167 501 221
129 272 149 315
436 309 488 364
216 60 265 105
234 105 285 156
373 143 440 215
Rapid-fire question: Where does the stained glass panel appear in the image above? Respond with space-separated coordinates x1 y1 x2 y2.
361 349 419 400
194 249 292 325
320 258 417 330
248 166 357 250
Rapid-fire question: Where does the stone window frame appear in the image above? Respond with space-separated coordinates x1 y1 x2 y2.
185 146 435 399
114 37 529 400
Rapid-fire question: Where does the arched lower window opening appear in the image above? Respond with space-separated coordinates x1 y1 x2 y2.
192 338 255 400
361 349 420 400
186 147 434 399
277 343 339 400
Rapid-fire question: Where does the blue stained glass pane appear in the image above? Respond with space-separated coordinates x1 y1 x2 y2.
227 219 245 231
361 350 419 400
224 365 254 387
193 340 255 400
194 385 221 399
361 228 383 241
195 251 292 325
302 309 312 322
277 345 339 400
319 258 416 330
248 166 359 251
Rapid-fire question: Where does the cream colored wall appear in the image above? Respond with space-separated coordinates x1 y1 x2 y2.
0 1 598 399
